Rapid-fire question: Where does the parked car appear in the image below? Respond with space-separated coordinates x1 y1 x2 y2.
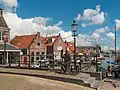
34 63 40 68
32 60 50 68
111 64 120 78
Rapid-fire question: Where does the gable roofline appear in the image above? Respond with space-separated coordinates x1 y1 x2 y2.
15 34 37 37
28 34 37 48
0 8 9 28
52 35 61 45
45 34 61 46
0 26 10 30
66 42 74 52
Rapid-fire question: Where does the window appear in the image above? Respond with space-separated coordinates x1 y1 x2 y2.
31 52 34 56
0 32 4 41
36 57 39 60
41 52 45 59
36 52 40 55
47 38 52 43
57 46 62 50
41 52 45 55
31 57 34 64
37 42 40 46
21 49 27 55
0 32 2 41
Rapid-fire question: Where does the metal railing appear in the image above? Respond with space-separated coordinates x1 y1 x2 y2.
0 54 92 72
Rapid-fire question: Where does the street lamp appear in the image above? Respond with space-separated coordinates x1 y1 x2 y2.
95 45 99 72
3 33 7 65
114 26 117 61
71 20 78 72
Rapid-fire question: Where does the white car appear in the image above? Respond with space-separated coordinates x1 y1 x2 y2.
32 60 50 68
34 63 40 68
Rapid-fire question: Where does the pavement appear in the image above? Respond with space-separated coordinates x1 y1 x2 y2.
0 67 99 89
100 77 120 90
3 66 119 90
0 73 93 90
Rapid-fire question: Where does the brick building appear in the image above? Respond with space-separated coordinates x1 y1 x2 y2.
44 34 66 59
11 33 75 63
11 32 46 65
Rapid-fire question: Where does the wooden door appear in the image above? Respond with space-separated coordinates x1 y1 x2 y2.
24 56 27 65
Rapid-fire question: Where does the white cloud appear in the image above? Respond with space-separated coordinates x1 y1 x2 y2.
3 12 73 42
101 38 107 41
0 0 18 12
76 5 106 27
91 26 110 40
60 31 73 42
115 19 120 30
76 14 81 20
77 34 96 46
106 32 115 40
32 17 52 25
95 26 109 34
1 1 112 47
90 12 105 25
0 0 71 41
92 33 100 39
81 23 86 27
55 21 63 26
0 0 18 7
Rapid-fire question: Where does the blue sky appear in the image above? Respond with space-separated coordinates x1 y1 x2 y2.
0 0 120 49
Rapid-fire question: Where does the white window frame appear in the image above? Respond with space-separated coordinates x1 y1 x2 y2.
0 32 2 41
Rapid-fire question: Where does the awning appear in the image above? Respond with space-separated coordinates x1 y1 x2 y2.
0 43 21 52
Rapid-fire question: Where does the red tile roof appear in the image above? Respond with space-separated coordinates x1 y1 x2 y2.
10 34 37 49
42 35 59 46
11 34 60 49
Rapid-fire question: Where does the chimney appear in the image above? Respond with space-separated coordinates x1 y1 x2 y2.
65 40 67 43
37 32 40 39
59 33 60 36
0 8 3 17
37 32 40 35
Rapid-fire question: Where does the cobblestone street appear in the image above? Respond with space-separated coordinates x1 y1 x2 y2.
0 74 93 90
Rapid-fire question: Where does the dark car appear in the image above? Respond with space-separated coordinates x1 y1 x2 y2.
111 64 120 78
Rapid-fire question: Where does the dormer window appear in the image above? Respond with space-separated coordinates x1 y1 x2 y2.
0 31 9 42
47 38 52 43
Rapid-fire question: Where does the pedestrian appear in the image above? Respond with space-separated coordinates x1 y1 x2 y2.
107 65 111 76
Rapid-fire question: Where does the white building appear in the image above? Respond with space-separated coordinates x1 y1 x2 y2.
0 8 21 64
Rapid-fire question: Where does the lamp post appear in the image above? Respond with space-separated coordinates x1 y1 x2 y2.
3 33 7 65
95 45 99 72
71 20 78 72
114 26 117 61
